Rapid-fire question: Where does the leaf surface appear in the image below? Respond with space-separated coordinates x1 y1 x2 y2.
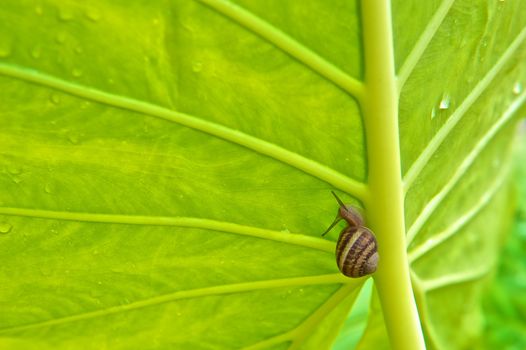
1 0 525 349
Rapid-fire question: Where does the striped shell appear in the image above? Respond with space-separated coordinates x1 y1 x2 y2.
322 191 379 278
335 226 379 277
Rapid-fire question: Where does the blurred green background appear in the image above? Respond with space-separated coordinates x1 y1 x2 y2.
482 125 526 350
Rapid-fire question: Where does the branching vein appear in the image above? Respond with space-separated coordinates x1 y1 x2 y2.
397 0 455 90
242 283 358 350
403 26 526 190
0 63 367 199
406 90 526 244
0 274 350 334
0 206 335 252
195 0 364 100
408 166 508 261
420 265 491 291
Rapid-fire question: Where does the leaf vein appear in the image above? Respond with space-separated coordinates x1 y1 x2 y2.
0 62 367 199
0 206 335 252
0 274 349 334
408 166 508 261
420 265 491 292
397 0 455 89
195 0 364 100
403 26 526 189
406 90 526 244
242 283 358 350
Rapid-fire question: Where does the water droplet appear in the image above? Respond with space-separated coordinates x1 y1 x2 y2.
72 68 83 77
75 46 83 54
40 266 52 276
35 6 43 15
192 62 203 73
152 18 160 26
31 46 42 59
0 223 12 234
430 107 437 119
90 289 103 298
7 164 21 175
93 249 99 256
107 78 114 85
85 8 101 22
439 94 451 110
97 281 102 285
492 157 501 168
44 183 53 194
58 7 74 21
50 93 61 105
12 176 22 184
68 134 79 144
55 32 67 44
513 82 522 95
0 41 12 58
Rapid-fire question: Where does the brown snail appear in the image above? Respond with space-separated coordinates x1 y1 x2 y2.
322 191 379 278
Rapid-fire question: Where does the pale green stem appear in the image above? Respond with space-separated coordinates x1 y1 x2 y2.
361 1 426 349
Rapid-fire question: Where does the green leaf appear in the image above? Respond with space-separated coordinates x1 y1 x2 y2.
1 1 525 349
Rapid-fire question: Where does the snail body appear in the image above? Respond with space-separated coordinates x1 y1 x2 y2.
322 192 379 278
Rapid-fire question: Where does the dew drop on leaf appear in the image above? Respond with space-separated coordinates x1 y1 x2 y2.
35 6 43 15
40 266 52 276
0 41 12 58
55 32 67 44
0 223 12 234
513 82 522 95
85 8 101 22
439 94 451 110
57 7 74 21
192 61 203 73
50 93 61 105
44 183 53 194
7 164 22 175
72 68 83 77
430 106 437 119
30 46 42 59
68 134 80 144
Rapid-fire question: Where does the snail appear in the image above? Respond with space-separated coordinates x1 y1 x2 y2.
322 191 379 278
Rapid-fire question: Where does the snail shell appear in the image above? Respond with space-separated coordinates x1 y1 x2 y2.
322 191 379 278
335 226 379 277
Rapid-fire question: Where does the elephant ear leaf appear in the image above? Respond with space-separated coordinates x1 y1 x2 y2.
1 1 525 350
